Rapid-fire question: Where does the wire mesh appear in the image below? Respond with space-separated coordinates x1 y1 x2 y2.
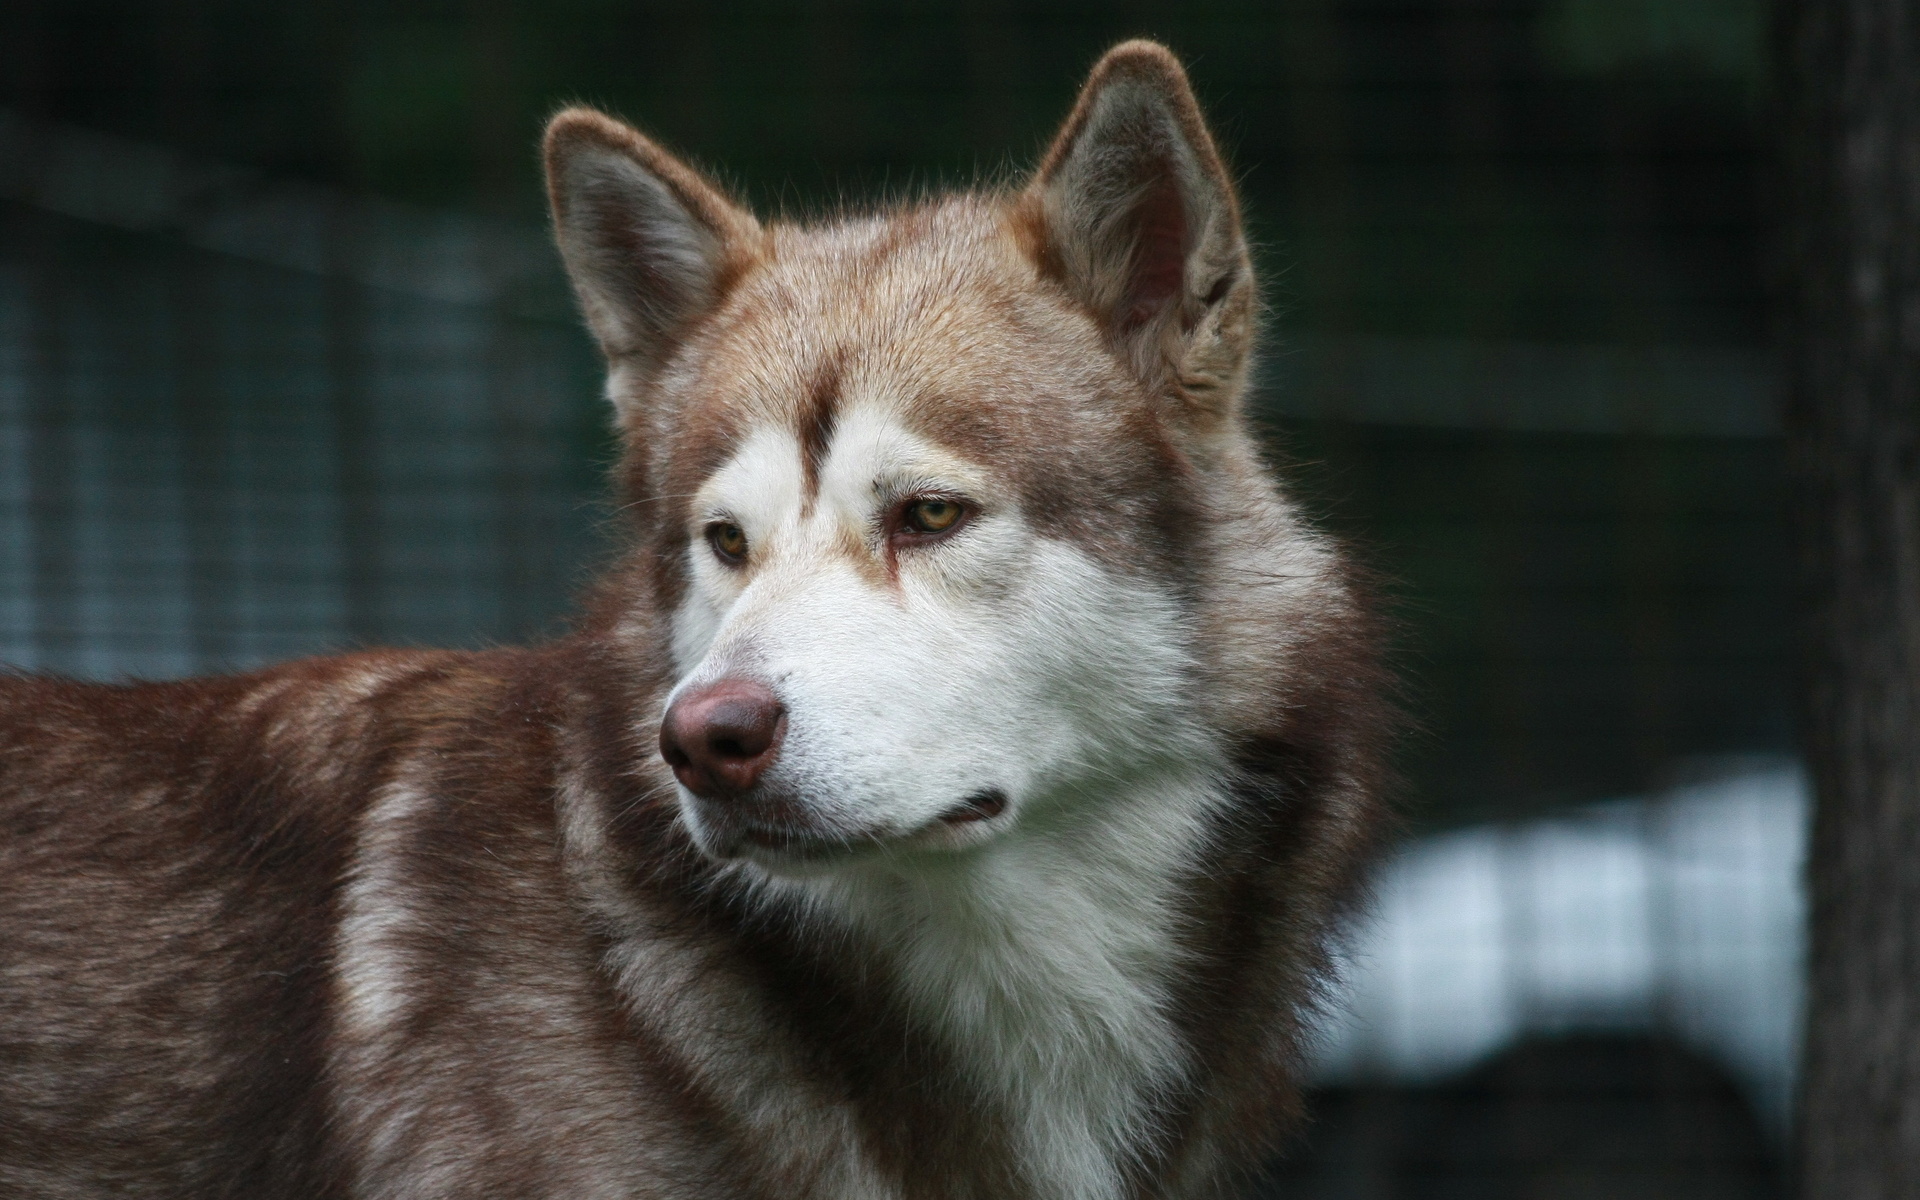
0 197 606 679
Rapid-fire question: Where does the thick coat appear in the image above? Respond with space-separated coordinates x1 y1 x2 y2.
0 41 1388 1200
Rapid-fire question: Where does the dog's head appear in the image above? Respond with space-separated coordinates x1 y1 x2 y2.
546 43 1293 873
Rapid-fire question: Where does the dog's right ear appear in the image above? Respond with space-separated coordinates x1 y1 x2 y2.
544 108 760 375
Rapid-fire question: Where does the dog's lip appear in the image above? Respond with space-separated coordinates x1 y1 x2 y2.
731 821 873 860
700 790 1012 863
742 825 810 849
939 788 1009 825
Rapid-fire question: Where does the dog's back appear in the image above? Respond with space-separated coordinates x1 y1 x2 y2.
1 664 376 1195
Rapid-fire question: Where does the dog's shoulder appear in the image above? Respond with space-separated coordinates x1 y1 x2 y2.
0 647 602 1195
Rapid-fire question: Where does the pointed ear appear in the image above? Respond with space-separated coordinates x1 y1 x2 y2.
543 108 760 372
1025 42 1254 422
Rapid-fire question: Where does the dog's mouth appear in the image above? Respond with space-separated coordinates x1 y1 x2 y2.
737 824 872 860
711 806 892 865
938 788 1008 825
697 787 1013 867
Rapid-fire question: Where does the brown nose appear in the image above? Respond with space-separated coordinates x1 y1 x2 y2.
659 679 787 798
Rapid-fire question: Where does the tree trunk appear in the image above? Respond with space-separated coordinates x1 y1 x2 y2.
1783 2 1920 1195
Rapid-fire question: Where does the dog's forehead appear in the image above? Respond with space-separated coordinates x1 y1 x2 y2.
720 206 1066 403
663 200 1134 485
649 197 1194 581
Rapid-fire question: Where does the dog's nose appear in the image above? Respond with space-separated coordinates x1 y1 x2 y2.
659 679 787 798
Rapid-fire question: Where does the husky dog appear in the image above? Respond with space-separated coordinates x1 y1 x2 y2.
0 41 1386 1200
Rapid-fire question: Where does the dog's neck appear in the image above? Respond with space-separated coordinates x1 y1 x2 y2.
780 765 1228 1200
566 728 1232 1200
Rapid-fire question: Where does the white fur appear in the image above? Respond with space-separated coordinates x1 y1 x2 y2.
672 404 1209 846
805 769 1226 1200
335 782 433 1041
332 780 452 1190
668 403 1232 1198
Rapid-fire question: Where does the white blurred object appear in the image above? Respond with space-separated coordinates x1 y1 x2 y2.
1311 759 1807 1133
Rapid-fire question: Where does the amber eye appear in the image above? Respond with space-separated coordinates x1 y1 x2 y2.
707 522 748 562
904 498 964 535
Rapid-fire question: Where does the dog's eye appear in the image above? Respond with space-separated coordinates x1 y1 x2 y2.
707 522 748 562
904 498 963 535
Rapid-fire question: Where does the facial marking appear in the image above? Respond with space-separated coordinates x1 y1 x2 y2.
672 424 806 672
816 403 991 590
798 351 846 508
667 394 1200 874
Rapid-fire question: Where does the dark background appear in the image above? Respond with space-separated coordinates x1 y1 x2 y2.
0 0 1784 830
0 2 1787 1194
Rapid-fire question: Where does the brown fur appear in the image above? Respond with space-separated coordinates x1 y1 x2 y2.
0 42 1388 1199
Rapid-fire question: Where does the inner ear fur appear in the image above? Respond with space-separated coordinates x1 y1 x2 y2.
543 108 760 375
1025 41 1254 422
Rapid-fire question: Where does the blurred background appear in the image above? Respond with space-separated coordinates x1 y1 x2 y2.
0 2 1791 1194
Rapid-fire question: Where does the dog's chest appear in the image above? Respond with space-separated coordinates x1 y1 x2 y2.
829 793 1212 1200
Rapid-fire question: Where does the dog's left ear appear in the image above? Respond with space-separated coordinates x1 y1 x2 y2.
1025 41 1254 428
544 108 761 385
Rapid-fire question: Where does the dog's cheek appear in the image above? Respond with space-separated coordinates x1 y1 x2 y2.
1002 543 1200 767
849 535 1103 805
771 616 1005 821
668 587 728 677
